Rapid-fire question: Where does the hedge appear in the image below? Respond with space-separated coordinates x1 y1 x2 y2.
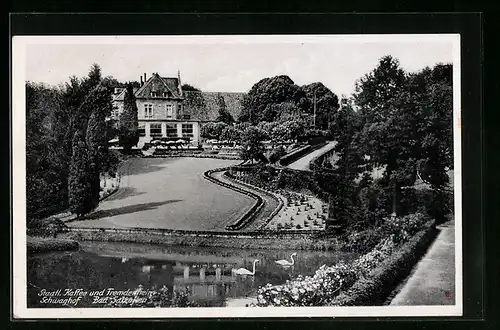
329 220 438 306
27 236 80 253
278 145 312 166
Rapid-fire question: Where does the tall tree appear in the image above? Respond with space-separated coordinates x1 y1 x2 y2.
354 55 411 216
118 84 139 152
84 63 103 92
215 94 234 124
408 64 453 223
181 84 201 92
239 126 267 163
26 82 67 221
85 83 112 206
68 130 94 216
239 75 310 124
331 97 364 180
302 82 340 130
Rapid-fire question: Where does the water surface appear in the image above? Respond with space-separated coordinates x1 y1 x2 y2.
27 241 359 307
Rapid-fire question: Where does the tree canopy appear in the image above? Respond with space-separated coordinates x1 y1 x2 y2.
239 75 310 124
239 126 267 163
302 82 340 130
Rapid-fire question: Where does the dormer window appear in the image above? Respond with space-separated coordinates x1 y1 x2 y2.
151 91 159 97
163 91 169 97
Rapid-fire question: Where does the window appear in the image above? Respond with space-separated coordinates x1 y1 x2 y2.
138 123 146 137
163 91 171 97
166 104 173 119
182 123 194 139
144 104 153 118
150 123 162 136
151 91 158 97
166 123 177 137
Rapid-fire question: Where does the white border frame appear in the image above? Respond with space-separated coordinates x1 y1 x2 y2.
12 34 462 319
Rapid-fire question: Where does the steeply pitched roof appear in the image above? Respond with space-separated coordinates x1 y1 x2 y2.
183 92 245 121
134 73 181 99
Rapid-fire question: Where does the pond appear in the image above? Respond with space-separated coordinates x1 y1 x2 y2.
27 242 359 308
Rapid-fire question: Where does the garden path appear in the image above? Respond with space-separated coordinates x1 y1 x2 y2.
390 220 456 306
287 141 337 171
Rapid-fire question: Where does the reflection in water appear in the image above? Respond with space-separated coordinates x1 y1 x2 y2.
27 242 359 308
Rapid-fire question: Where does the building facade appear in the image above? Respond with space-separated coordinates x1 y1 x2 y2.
111 71 245 148
112 71 200 147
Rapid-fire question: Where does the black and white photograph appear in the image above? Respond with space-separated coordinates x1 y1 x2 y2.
12 34 462 318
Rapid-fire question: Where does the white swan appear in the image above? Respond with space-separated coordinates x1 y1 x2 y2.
275 253 297 267
232 259 259 276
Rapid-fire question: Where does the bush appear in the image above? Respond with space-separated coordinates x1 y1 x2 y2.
341 212 430 253
26 236 79 253
256 261 357 307
269 146 287 163
331 221 437 306
27 217 69 237
256 213 432 307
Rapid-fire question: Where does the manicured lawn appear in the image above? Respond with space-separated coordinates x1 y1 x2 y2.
68 157 255 231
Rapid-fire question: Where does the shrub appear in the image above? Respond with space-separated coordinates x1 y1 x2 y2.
331 222 437 306
256 261 357 307
269 146 286 163
341 212 430 253
256 212 431 307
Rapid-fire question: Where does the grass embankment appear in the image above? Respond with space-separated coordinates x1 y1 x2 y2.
62 230 339 251
27 236 79 253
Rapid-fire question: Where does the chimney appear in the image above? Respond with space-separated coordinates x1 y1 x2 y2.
140 75 143 86
144 73 147 83
177 69 183 97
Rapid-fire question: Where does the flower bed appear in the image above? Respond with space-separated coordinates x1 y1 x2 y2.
256 213 433 307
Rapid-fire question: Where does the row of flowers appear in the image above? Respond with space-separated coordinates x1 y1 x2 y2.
256 212 429 307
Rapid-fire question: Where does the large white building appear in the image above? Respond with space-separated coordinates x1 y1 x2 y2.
111 71 245 148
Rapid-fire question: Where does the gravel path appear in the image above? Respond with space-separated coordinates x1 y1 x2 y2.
67 158 255 231
287 141 337 171
390 220 456 305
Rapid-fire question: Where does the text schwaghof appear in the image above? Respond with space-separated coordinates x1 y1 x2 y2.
37 288 157 306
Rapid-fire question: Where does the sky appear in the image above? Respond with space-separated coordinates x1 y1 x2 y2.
23 35 455 97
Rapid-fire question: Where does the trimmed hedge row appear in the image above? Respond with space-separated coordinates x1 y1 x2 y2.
65 226 326 238
144 153 241 160
224 171 285 230
203 167 264 230
329 221 438 306
278 145 311 166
